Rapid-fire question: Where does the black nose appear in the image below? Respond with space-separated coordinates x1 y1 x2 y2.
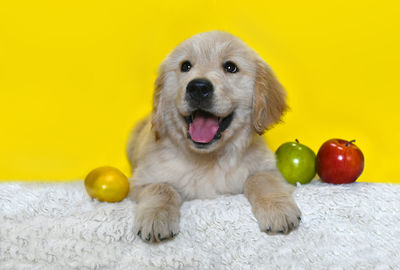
186 78 214 104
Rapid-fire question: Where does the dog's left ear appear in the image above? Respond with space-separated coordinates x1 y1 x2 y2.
252 58 288 135
152 64 166 140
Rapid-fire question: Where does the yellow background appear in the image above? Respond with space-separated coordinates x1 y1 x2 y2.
1 0 399 182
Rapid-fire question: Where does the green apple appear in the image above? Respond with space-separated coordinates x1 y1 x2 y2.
275 139 316 185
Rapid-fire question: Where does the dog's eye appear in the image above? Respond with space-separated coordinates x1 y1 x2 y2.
223 61 239 73
181 61 192 72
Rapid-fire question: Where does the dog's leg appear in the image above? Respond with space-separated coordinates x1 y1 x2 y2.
244 171 301 234
132 183 182 242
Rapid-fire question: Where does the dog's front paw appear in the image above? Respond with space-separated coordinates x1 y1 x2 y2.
252 193 301 235
134 203 180 243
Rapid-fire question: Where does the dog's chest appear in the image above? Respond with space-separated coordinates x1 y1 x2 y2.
136 152 252 200
177 159 250 200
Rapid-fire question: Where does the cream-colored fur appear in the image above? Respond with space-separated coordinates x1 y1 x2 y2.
127 31 301 242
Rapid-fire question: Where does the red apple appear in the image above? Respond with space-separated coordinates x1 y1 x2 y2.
316 139 364 184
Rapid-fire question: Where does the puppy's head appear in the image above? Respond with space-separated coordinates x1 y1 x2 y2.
152 31 287 153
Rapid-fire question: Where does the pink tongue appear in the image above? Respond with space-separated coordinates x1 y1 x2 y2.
189 112 219 143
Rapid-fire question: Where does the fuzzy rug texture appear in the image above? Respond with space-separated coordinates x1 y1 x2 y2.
0 181 399 270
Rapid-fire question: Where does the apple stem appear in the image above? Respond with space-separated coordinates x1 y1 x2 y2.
295 139 299 143
346 140 356 147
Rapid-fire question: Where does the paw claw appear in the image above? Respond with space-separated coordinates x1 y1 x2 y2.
278 226 287 234
145 234 151 241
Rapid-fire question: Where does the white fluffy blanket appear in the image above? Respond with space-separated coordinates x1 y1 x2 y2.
0 181 399 269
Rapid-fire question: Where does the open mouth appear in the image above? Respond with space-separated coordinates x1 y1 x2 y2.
184 110 234 147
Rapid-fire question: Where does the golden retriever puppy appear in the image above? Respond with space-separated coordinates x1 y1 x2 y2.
127 31 301 242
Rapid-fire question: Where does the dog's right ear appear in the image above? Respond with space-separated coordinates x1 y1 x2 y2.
152 64 166 141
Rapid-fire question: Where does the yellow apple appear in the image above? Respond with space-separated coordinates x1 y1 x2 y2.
84 166 129 202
